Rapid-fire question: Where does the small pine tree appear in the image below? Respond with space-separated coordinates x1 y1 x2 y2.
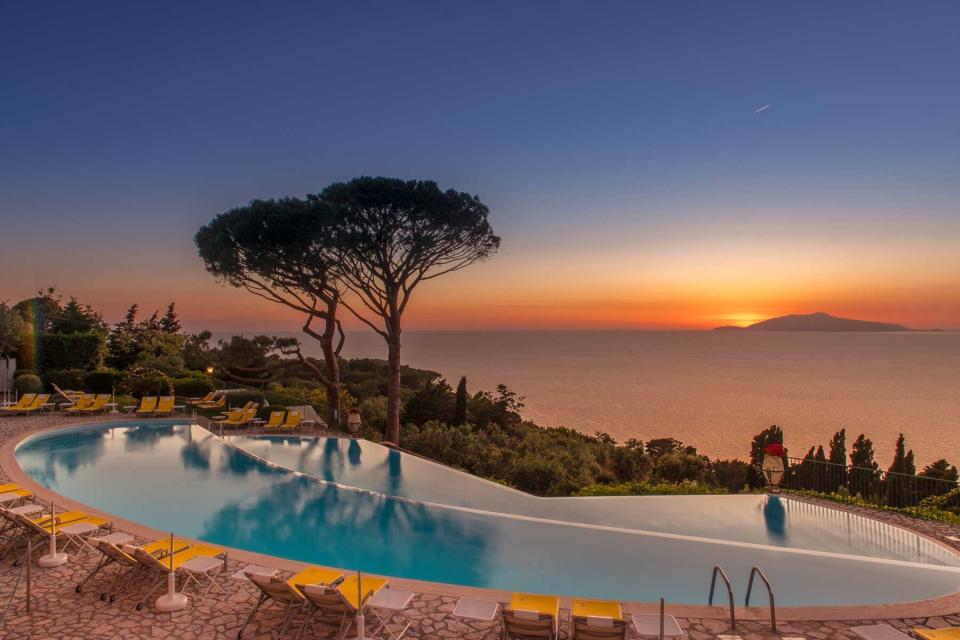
885 433 917 508
160 303 181 334
827 428 848 492
849 434 880 498
453 376 468 425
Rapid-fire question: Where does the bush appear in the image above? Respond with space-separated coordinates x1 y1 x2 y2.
12 374 43 395
84 369 124 394
256 406 286 420
575 480 723 497
13 369 37 379
509 455 567 495
222 390 266 409
710 459 751 493
39 331 105 372
172 374 215 398
920 488 960 515
45 368 87 391
125 372 174 398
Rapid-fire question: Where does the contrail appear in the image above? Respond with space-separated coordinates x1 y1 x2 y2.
753 104 772 114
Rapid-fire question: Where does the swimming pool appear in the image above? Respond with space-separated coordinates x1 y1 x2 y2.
15 420 960 606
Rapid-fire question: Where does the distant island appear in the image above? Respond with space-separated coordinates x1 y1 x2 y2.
714 312 914 332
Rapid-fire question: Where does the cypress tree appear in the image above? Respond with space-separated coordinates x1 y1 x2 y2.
453 376 468 425
827 429 847 492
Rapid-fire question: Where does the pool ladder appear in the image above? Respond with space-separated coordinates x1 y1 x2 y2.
708 565 777 633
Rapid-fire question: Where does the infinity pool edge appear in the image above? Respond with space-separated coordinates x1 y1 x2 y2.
5 417 960 622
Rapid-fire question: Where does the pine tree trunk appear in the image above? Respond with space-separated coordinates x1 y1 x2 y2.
385 336 402 445
319 316 341 430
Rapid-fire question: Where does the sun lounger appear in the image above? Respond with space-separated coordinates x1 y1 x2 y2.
130 541 227 610
0 394 36 414
503 609 558 640
852 625 913 640
504 593 560 640
195 395 226 410
135 396 157 416
80 394 111 413
263 411 285 430
221 406 258 428
913 629 960 640
6 394 52 415
10 510 111 559
281 409 302 431
571 598 625 640
238 566 344 639
154 396 175 416
64 394 93 413
631 613 683 638
292 574 388 640
188 391 217 405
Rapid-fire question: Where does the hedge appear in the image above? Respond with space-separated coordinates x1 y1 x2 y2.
45 369 87 391
84 369 124 393
172 374 215 398
40 332 105 372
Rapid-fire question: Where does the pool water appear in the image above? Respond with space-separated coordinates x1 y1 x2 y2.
15 420 960 606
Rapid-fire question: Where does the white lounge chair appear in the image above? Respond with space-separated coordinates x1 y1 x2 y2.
852 625 912 640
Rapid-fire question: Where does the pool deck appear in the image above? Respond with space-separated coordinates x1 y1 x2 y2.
1 413 960 639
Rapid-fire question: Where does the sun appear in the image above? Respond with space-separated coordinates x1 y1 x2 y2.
722 312 768 328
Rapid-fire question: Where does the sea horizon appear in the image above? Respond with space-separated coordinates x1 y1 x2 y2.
210 329 960 467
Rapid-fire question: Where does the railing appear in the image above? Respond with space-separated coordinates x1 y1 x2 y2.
744 566 776 632
776 456 958 520
708 565 735 629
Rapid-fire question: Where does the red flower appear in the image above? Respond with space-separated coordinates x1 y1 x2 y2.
764 443 786 457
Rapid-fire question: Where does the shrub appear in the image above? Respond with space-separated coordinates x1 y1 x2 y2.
920 488 960 515
13 369 37 379
710 459 751 493
45 368 86 391
509 454 567 495
575 480 722 497
172 374 215 398
39 331 105 372
124 371 174 397
221 390 266 409
12 374 43 395
84 369 124 393
256 406 286 420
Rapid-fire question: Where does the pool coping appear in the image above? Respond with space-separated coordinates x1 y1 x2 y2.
5 417 960 622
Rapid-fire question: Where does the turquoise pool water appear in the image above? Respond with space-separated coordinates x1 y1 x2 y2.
15 420 960 606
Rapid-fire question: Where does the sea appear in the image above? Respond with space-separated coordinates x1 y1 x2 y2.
213 330 960 466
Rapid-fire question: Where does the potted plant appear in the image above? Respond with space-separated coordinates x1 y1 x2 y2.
762 443 787 491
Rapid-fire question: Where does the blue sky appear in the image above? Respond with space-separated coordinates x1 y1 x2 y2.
2 1 958 329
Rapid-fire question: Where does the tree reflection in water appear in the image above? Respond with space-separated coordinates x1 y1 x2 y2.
201 451 495 587
16 429 109 486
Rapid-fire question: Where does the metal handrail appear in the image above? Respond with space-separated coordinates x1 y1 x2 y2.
708 565 736 629
745 566 776 632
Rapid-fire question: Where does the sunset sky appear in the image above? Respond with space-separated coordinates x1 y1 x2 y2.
2 1 958 331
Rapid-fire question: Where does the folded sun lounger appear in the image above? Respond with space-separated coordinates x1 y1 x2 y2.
153 396 175 416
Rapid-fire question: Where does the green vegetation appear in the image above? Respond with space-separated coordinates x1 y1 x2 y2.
1 288 956 512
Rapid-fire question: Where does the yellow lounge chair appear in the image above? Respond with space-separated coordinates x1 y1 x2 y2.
504 593 561 640
239 566 344 639
130 542 227 610
64 394 93 413
195 395 226 409
18 394 51 415
570 598 626 640
77 535 186 599
293 575 389 640
263 411 285 430
221 407 257 428
188 391 217 405
281 410 302 431
0 394 36 414
915 630 960 640
134 396 157 416
80 394 111 413
154 396 175 416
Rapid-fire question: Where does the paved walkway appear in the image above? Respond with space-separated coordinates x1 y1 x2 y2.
0 413 959 639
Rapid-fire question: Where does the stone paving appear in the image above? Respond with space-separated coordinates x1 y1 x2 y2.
0 412 959 639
